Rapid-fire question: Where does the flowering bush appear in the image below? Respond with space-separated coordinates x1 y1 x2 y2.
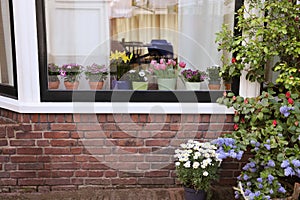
217 89 300 200
60 63 83 82
181 69 207 82
150 59 186 78
174 140 222 193
48 63 60 82
84 63 109 82
128 69 150 82
110 50 133 80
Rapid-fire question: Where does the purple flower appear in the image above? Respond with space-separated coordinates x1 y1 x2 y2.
284 167 295 176
278 186 286 193
258 183 263 189
257 177 263 183
292 159 300 168
281 160 290 168
243 174 249 180
269 189 274 194
247 182 252 186
267 174 274 183
280 105 294 117
267 160 275 167
60 70 66 77
255 191 261 197
264 144 271 150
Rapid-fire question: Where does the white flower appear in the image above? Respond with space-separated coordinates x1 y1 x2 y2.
203 171 209 176
129 70 136 73
183 161 191 168
192 162 200 169
144 77 148 81
180 144 187 148
175 162 180 166
139 71 145 77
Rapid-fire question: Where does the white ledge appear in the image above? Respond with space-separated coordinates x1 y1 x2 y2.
0 96 234 114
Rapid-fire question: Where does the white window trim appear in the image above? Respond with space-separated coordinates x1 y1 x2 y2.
0 0 258 114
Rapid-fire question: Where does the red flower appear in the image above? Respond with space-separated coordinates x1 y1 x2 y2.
241 118 245 123
272 120 277 127
288 98 294 105
295 121 299 126
179 61 186 68
286 92 291 98
233 124 239 130
231 57 237 63
232 96 237 101
244 98 248 104
223 91 227 97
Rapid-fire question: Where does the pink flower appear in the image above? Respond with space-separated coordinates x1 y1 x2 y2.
60 70 66 77
154 65 160 70
288 98 294 105
179 61 186 68
273 120 277 127
286 92 291 98
160 59 164 64
159 64 167 70
150 60 157 65
231 57 237 63
234 124 239 130
167 59 172 65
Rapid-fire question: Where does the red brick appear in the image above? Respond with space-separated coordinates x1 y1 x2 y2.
38 186 51 192
0 156 9 162
0 172 10 178
70 147 83 154
47 114 56 123
55 114 65 123
51 163 80 170
52 171 74 177
88 171 104 177
145 171 169 177
119 155 144 162
51 185 77 191
137 178 174 185
51 123 77 131
39 114 48 123
19 163 44 170
113 147 138 154
104 170 117 177
201 115 211 123
146 155 170 162
33 123 49 131
38 171 51 178
103 123 118 131
84 131 108 138
31 114 39 123
152 132 176 138
110 139 144 147
79 139 104 146
74 171 88 177
37 156 51 163
71 178 84 185
11 172 36 178
0 179 17 186
97 114 107 123
111 178 137 185
85 178 111 185
106 115 115 122
0 140 8 146
37 140 50 146
50 140 76 147
80 114 98 122
17 148 43 155
4 163 17 170
45 178 71 185
111 131 136 139
145 140 170 147
77 123 102 131
45 148 70 155
11 156 37 163
51 156 74 162
81 163 110 170
44 131 70 138
70 132 83 139
220 162 240 170
83 148 111 155
65 114 74 123
16 132 42 139
18 178 45 186
10 140 35 146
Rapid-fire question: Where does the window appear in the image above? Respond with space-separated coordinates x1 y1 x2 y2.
0 0 17 98
37 0 241 102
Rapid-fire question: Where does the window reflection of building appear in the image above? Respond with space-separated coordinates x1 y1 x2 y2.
0 0 13 86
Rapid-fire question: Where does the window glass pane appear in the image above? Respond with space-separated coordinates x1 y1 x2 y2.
0 0 13 86
45 0 235 92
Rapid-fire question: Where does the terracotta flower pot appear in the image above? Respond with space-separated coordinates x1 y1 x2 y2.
64 81 79 90
48 80 60 89
88 81 104 90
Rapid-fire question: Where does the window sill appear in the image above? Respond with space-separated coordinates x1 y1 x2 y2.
0 95 234 114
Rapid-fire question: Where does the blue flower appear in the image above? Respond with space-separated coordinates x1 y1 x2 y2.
236 151 244 160
264 195 271 200
247 182 252 186
281 160 290 168
267 160 275 167
254 191 261 197
258 183 263 189
243 174 249 180
280 105 294 117
250 140 256 145
269 189 273 194
267 174 274 184
257 177 263 183
264 144 271 150
284 167 295 176
278 186 286 193
255 142 260 147
292 159 300 168
234 191 239 199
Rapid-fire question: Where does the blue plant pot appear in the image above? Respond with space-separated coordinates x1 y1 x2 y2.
112 80 131 90
184 187 206 200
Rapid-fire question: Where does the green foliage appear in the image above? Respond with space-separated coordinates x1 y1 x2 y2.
216 0 300 199
216 0 300 85
206 66 221 82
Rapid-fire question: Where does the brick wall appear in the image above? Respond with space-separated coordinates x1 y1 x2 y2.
0 108 243 193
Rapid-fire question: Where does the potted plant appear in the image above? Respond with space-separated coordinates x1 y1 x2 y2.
48 63 60 89
174 140 223 200
206 66 221 90
215 0 300 199
128 68 150 90
84 63 109 90
109 50 133 90
150 59 186 90
181 69 207 90
60 63 83 90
